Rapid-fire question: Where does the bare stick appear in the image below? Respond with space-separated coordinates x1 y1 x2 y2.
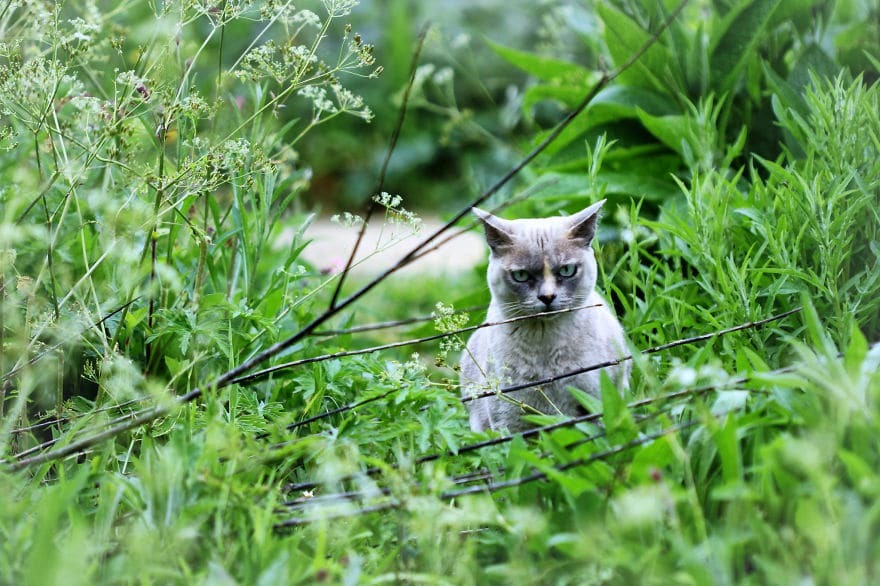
279 411 667 513
327 24 430 310
232 303 602 385
311 305 487 337
3 4 687 471
444 421 692 498
9 397 145 435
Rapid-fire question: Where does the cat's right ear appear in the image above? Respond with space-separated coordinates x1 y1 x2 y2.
472 207 514 253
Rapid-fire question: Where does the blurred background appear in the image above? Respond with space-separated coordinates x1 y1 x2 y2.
298 0 567 213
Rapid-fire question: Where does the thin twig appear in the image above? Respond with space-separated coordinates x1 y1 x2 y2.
461 307 801 405
269 307 799 444
3 4 687 471
274 420 694 528
405 174 564 266
280 369 776 495
311 305 486 337
9 397 145 436
327 24 431 310
444 421 692 498
231 303 602 386
279 411 666 513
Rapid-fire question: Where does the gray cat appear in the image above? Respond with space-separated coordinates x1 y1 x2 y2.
460 200 630 432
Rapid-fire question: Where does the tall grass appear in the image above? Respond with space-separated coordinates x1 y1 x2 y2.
1 0 879 583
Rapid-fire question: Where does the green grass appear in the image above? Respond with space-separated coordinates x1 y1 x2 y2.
2 0 880 584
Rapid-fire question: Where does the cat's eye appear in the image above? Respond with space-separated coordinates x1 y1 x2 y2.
510 269 531 282
558 264 577 278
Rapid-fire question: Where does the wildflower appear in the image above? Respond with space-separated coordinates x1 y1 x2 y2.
329 212 364 228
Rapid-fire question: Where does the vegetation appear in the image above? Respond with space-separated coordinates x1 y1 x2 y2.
1 0 878 583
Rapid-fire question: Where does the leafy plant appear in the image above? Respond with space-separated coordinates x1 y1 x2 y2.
1 0 879 584
492 0 880 212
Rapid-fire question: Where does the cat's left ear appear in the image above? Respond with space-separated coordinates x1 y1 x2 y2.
566 199 605 246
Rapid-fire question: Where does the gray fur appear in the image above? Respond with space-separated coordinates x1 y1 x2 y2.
461 200 630 432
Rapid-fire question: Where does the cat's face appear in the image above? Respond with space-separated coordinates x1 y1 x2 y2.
474 201 604 318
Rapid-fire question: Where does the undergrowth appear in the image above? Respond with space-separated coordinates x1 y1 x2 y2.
1 0 879 584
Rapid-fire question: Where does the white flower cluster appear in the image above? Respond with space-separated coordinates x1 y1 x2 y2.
285 44 319 68
373 192 402 208
321 0 358 17
291 9 321 28
0 57 73 121
178 93 211 119
298 83 372 122
220 138 255 170
298 85 335 117
115 70 148 93
432 302 468 359
372 192 422 231
329 211 364 227
64 17 100 44
330 83 372 121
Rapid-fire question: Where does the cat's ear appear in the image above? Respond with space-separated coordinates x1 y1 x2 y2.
566 199 605 246
472 207 514 252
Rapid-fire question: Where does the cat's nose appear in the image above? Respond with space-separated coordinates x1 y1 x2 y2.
538 293 556 307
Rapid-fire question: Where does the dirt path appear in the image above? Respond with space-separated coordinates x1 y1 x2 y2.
279 216 487 277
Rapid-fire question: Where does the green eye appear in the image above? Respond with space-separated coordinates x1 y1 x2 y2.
558 264 577 277
511 269 530 282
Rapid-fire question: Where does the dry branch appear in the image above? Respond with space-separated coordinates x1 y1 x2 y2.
311 305 487 337
279 410 667 514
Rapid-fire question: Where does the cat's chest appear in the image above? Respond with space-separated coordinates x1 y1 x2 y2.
493 323 591 379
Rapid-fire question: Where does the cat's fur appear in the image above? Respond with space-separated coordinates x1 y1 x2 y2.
460 200 629 432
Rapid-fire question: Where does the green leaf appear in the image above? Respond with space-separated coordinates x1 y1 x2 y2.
535 85 679 157
844 323 868 374
596 3 674 92
600 372 637 444
713 413 743 484
838 448 878 494
763 61 808 115
709 0 783 95
788 43 839 90
487 40 595 83
635 110 689 156
630 434 676 483
522 84 589 111
567 385 602 414
535 169 679 203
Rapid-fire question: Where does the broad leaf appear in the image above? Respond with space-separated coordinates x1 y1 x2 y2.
488 40 594 83
636 110 689 156
596 3 674 92
537 85 678 156
710 0 783 95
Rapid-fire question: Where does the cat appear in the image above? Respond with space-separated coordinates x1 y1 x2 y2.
460 200 630 432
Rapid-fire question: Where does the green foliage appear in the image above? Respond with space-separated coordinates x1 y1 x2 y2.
1 0 880 584
494 0 880 212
